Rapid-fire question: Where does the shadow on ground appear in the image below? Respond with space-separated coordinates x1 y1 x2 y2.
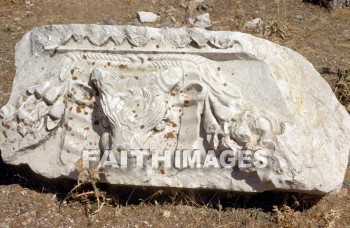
0 152 322 212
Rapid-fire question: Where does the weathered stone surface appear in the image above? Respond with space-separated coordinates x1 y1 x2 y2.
1 25 350 195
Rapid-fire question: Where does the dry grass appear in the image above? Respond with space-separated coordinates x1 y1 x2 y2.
335 69 350 113
59 160 107 215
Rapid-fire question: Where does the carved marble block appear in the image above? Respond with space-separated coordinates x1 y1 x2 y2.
1 25 350 194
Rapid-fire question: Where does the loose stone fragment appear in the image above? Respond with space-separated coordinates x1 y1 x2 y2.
242 18 263 30
189 13 211 28
137 11 159 23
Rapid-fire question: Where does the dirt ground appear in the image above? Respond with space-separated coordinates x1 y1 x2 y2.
0 0 349 227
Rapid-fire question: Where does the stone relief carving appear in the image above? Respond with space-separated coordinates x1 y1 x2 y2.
1 51 285 176
1 25 349 194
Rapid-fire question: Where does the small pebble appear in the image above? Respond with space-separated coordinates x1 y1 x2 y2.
242 18 263 30
103 18 117 25
295 15 304 20
189 13 211 28
137 11 159 23
180 3 187 8
163 210 171 218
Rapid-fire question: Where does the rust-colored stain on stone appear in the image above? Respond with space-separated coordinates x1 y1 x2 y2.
64 123 72 131
164 132 175 139
171 121 177 128
118 64 127 69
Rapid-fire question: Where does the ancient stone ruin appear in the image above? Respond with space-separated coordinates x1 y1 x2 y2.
1 25 349 195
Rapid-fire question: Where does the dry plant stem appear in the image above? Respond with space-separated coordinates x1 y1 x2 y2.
91 181 105 214
143 189 164 204
59 167 106 215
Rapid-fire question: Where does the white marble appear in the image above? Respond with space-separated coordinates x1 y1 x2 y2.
1 25 350 195
137 11 159 23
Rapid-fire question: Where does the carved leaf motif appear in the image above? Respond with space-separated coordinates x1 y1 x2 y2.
109 27 126 45
209 35 236 49
71 25 87 42
53 25 73 45
169 30 192 48
87 26 112 46
189 29 209 48
125 26 150 47
88 35 109 46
